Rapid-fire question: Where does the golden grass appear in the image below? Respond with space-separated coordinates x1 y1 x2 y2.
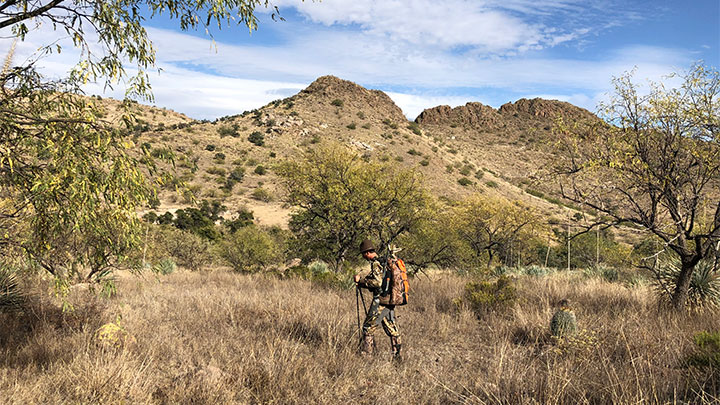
1 270 718 404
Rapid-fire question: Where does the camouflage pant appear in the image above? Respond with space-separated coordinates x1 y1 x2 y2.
362 296 401 342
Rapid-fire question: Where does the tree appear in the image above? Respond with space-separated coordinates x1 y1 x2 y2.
454 194 544 268
276 142 431 272
1 0 283 98
555 63 720 309
0 0 287 285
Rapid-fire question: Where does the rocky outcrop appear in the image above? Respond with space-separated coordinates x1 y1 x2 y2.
499 98 593 121
415 102 501 128
415 98 596 129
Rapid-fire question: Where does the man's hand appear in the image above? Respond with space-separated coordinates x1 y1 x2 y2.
354 274 361 284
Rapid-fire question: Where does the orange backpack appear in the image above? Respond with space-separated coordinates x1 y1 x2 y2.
379 257 409 306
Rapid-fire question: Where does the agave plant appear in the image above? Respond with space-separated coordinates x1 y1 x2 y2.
654 257 720 309
0 267 23 312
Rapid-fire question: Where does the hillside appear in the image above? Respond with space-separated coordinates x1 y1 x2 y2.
116 76 608 231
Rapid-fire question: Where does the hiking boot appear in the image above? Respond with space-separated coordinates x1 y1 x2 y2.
360 334 374 355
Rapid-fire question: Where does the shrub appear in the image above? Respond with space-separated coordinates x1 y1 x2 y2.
217 124 240 138
155 227 213 271
0 267 23 312
485 180 498 188
407 148 421 156
523 265 550 277
204 144 216 151
687 331 720 370
361 123 371 129
152 258 177 275
223 207 254 234
248 131 265 146
457 177 473 187
459 276 516 315
254 165 266 175
356 111 365 119
346 122 356 130
219 226 281 272
419 159 430 166
584 264 619 282
407 122 422 135
251 187 274 202
308 260 329 275
206 166 226 177
330 99 343 107
655 258 720 308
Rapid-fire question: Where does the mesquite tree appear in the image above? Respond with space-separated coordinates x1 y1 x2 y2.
556 64 720 309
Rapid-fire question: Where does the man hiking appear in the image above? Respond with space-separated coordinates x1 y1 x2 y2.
354 239 402 358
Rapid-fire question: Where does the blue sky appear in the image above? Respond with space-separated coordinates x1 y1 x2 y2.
3 0 719 119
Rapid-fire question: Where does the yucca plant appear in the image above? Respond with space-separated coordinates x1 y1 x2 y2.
655 257 720 309
153 258 177 275
0 267 23 312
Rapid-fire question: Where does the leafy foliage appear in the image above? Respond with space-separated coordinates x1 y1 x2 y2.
555 63 720 308
219 226 282 272
458 276 517 315
454 194 545 268
687 331 720 370
276 142 431 271
0 67 159 282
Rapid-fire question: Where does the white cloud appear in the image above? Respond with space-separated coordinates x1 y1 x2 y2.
0 3 697 120
385 92 479 119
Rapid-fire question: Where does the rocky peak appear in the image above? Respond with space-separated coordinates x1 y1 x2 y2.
300 75 406 122
415 102 501 128
499 98 593 121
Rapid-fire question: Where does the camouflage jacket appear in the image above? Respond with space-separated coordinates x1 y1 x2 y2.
356 256 386 294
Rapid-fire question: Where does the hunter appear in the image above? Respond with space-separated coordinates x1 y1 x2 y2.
354 239 402 358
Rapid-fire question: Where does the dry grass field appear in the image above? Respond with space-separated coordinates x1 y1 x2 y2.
1 269 718 404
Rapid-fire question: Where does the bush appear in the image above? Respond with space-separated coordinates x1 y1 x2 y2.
206 166 226 177
204 144 216 151
485 181 498 188
254 165 266 175
248 131 265 146
584 264 619 282
155 226 213 271
457 177 473 187
655 258 720 308
219 226 281 272
687 331 720 370
419 159 430 166
330 99 344 107
346 122 356 130
458 276 516 315
251 188 274 202
407 122 422 135
152 258 177 275
407 148 421 156
217 124 240 138
0 267 23 312
523 265 550 277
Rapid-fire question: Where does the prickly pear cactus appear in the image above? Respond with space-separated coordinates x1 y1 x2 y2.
550 307 577 337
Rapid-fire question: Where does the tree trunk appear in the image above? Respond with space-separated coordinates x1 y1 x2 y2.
670 259 696 309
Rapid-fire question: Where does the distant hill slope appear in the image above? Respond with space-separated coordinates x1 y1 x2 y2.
119 76 607 230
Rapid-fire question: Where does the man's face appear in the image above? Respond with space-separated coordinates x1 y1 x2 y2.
362 251 374 261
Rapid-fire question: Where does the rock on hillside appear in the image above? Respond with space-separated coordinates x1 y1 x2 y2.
498 98 595 122
415 98 596 128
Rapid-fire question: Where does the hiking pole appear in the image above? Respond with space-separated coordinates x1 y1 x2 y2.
355 286 362 340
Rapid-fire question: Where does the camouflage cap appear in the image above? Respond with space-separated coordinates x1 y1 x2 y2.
359 239 375 254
